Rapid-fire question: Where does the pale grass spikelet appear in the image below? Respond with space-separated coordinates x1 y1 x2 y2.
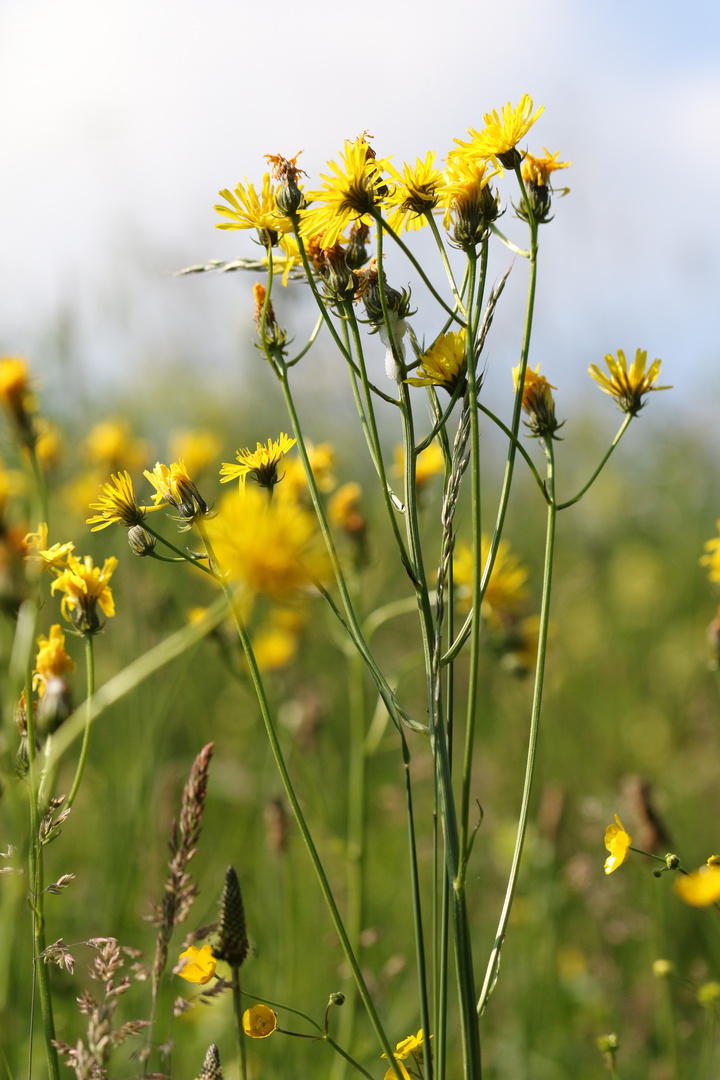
198 1043 225 1080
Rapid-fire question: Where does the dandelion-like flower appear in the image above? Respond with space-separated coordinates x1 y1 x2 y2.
168 430 222 478
87 471 152 531
440 151 500 248
51 554 118 634
604 814 631 874
242 1004 278 1038
220 433 297 493
384 153 443 233
454 536 529 624
300 137 389 251
457 94 545 169
674 864 720 907
23 523 75 575
406 330 466 393
512 362 560 438
521 149 570 187
589 349 670 416
0 356 37 443
176 943 217 984
33 624 75 696
144 461 210 526
215 173 290 245
701 526 720 583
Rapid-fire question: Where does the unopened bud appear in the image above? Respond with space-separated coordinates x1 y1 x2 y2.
128 525 155 556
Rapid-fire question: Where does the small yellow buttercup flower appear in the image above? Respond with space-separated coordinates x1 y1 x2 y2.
604 814 631 874
589 348 670 416
220 434 297 493
406 330 466 393
176 943 217 984
51 554 118 634
674 865 720 907
242 1003 278 1038
382 1029 432 1080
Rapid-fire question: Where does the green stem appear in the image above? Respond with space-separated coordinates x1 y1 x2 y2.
231 966 247 1080
143 525 216 575
556 414 633 510
65 635 95 810
426 214 466 316
477 435 556 1015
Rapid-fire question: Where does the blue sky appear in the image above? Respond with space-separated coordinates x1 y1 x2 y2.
1 0 719 423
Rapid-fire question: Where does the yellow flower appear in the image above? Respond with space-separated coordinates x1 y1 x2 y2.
384 152 443 233
440 151 500 246
220 433 297 493
300 136 389 251
280 442 336 503
23 523 75 575
168 429 222 478
51 554 118 633
382 1029 431 1080
454 537 529 624
393 442 445 494
0 356 37 441
589 349 670 416
144 461 210 526
512 362 559 438
33 625 75 697
253 609 305 671
87 471 153 531
674 865 720 907
604 814 632 874
176 943 217 984
215 173 290 242
457 95 545 169
34 419 63 470
700 526 720 583
406 330 466 392
243 1003 278 1038
84 419 149 474
263 233 303 286
206 486 329 602
329 482 366 537
521 149 571 187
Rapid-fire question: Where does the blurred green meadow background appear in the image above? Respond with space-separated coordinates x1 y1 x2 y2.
1 310 720 1079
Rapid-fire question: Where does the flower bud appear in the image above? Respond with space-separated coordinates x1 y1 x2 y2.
128 525 155 556
665 852 680 870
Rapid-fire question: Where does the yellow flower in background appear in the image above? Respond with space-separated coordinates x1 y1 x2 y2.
84 419 149 474
0 356 36 420
168 429 222 478
674 865 720 907
454 536 529 623
51 554 118 633
243 1004 278 1038
144 461 210 525
521 149 571 187
220 433 297 493
457 94 544 169
280 442 336 503
253 609 305 672
176 943 217 984
393 442 445 494
33 625 75 697
384 152 443 233
206 486 329 602
589 349 670 416
34 419 63 470
406 330 466 392
215 173 290 240
329 482 366 537
300 136 389 250
700 525 720 583
87 471 152 531
604 814 632 874
23 523 75 575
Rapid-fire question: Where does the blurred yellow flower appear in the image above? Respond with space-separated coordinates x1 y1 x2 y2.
206 486 329 602
384 152 443 233
242 1003 278 1038
51 554 118 633
23 523 74 575
33 625 75 697
300 137 388 250
394 442 445 494
220 434 297 493
329 482 366 537
604 814 631 874
84 419 149 474
454 536 529 624
215 173 290 240
406 330 466 392
0 356 37 442
457 95 544 169
176 943 217 984
34 419 62 470
280 442 336 502
700 525 720 583
674 865 720 907
589 349 670 416
168 429 222 478
253 609 305 671
521 149 570 187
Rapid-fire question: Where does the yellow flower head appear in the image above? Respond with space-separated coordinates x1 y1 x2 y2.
382 1029 431 1080
220 434 297 493
674 865 720 907
512 362 560 438
23 523 75 576
264 233 303 286
206 486 329 602
329 482 366 537
589 349 670 416
440 151 500 247
458 95 545 169
176 943 217 984
215 173 291 244
253 609 305 672
406 330 466 392
384 152 443 233
51 554 118 634
168 429 222 478
243 1004 278 1038
521 149 571 187
144 461 210 526
280 442 336 503
454 536 529 624
393 442 445 494
34 420 63 470
84 419 149 474
33 624 75 697
604 814 632 874
87 471 153 531
0 356 37 441
300 136 389 251
700 525 720 583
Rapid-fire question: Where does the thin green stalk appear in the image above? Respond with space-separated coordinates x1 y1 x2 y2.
477 435 557 1016
65 635 95 810
143 524 215 575
231 967 247 1080
195 520 406 1080
658 974 680 1080
288 312 324 366
476 402 549 501
700 1005 716 1080
556 413 633 509
426 214 466 316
